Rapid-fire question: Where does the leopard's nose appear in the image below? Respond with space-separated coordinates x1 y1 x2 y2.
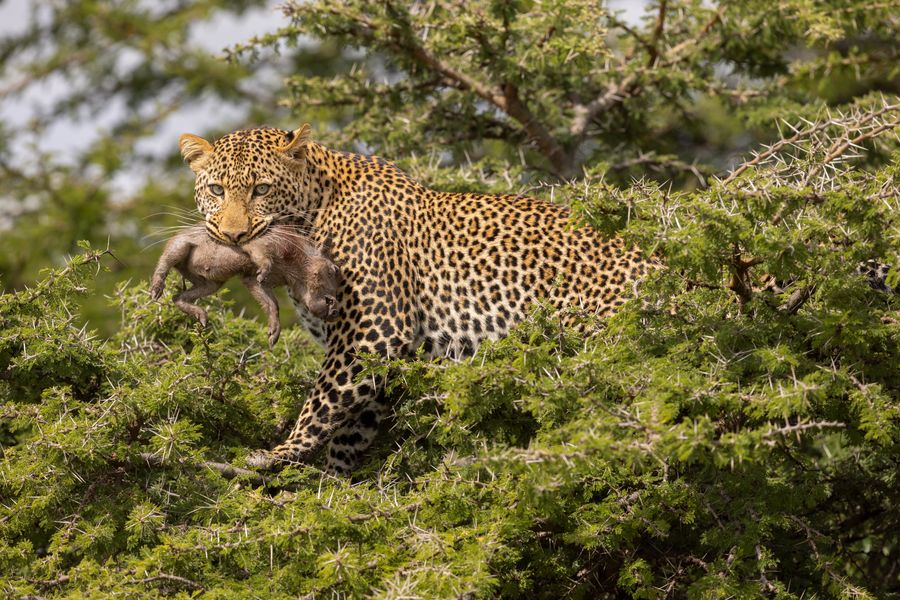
221 228 249 244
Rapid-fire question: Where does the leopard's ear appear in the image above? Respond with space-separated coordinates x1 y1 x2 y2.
179 134 213 173
278 124 312 159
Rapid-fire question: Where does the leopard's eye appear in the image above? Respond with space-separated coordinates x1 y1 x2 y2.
253 183 271 196
208 184 224 197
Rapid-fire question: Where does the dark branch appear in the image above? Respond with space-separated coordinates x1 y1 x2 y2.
781 285 816 315
647 0 668 67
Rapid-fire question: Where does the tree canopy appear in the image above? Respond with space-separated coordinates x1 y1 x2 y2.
1 1 899 597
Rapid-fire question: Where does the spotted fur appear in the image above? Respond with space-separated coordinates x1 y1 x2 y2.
179 125 653 474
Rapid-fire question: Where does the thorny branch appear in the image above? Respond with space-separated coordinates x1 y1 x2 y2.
609 151 709 187
123 574 205 592
780 284 816 315
134 452 294 491
721 101 900 186
28 571 204 593
714 100 900 308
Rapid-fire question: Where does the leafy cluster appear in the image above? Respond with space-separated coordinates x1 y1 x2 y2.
251 0 899 180
3 103 899 596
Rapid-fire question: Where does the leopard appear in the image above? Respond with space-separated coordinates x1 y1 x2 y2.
177 124 652 474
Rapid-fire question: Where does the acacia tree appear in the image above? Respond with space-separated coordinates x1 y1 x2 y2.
242 0 899 181
1 1 899 597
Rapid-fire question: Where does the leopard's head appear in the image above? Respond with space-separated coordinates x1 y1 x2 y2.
178 125 312 245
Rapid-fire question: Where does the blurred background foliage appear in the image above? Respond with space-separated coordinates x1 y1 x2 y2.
1 0 897 334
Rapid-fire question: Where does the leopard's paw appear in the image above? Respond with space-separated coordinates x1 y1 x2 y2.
245 450 278 471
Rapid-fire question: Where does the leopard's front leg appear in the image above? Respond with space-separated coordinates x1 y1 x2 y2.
247 232 417 471
245 318 411 470
245 344 381 469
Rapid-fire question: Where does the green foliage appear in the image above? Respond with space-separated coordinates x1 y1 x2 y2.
3 0 898 332
2 1 899 597
254 0 899 180
3 119 899 594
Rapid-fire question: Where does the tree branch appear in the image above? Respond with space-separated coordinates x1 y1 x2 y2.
570 73 638 137
399 34 571 175
722 102 900 185
609 151 708 187
571 6 724 138
825 119 900 163
303 3 573 176
728 245 761 310
134 452 294 490
780 284 816 315
28 575 71 589
647 0 668 67
499 82 573 176
124 574 204 592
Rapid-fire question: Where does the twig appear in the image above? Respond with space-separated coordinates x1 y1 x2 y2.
174 523 312 554
571 6 725 137
755 545 776 593
123 574 204 592
610 152 708 187
818 117 900 167
647 0 668 67
13 249 109 305
722 102 900 185
662 7 725 60
134 452 295 490
27 575 71 589
762 420 844 441
607 18 655 57
347 501 423 523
